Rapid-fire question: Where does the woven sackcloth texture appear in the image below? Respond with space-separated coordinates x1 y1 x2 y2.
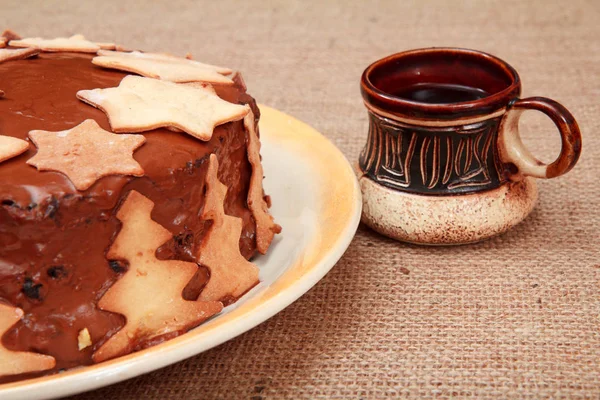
3 0 600 398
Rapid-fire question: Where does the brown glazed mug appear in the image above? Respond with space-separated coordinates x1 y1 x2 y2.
357 48 582 245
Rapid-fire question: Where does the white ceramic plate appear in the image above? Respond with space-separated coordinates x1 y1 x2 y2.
1 105 362 400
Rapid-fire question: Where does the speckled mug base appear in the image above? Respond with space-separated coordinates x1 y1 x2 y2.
358 171 538 245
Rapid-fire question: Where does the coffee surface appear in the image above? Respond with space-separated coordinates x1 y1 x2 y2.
391 83 489 104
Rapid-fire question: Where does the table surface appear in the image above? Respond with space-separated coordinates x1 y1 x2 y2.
3 0 600 398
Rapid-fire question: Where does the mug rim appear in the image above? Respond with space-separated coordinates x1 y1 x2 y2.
361 47 522 121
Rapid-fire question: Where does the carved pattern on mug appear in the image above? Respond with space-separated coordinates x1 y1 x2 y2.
359 112 504 194
447 125 496 190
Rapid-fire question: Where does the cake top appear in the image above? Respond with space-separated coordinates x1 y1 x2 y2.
0 35 255 209
0 32 253 207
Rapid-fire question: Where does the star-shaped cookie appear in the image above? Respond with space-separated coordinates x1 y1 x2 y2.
96 42 117 50
0 47 40 64
9 34 100 53
27 119 146 191
0 135 29 163
0 303 56 377
93 190 223 362
77 75 250 141
1 29 21 42
92 50 233 84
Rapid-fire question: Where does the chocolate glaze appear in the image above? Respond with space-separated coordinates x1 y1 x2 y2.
0 53 261 381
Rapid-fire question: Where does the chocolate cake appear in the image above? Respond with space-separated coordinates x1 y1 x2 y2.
0 32 280 382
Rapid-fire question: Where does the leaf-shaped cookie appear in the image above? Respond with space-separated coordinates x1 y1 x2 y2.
244 111 281 254
196 154 260 303
0 303 56 377
93 190 223 362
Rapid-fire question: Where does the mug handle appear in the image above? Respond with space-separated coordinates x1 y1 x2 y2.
498 97 582 180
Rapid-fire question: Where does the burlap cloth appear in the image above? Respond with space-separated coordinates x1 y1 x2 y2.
3 0 599 398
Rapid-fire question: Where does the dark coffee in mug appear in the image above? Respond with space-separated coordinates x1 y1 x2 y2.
392 83 489 104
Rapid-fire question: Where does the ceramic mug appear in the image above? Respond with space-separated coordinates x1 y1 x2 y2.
358 48 582 245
